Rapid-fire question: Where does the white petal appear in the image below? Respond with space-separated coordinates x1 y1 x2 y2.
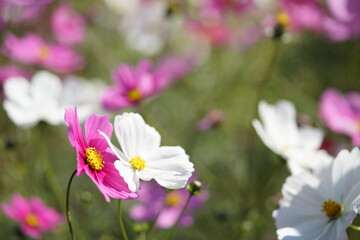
141 146 194 189
252 119 280 155
31 71 62 102
297 126 324 150
114 112 161 158
3 77 33 107
3 100 39 129
114 160 139 192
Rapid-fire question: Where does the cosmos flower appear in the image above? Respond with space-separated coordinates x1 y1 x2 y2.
0 64 29 86
252 100 332 174
319 89 360 146
1 0 52 23
3 71 103 129
101 57 192 111
64 107 138 202
273 147 360 239
51 4 86 45
129 179 208 228
3 33 83 73
100 112 194 192
1 193 63 239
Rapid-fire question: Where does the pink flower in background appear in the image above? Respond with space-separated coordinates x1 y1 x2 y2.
1 194 63 239
197 109 225 131
64 107 138 202
0 65 29 85
281 0 325 32
101 57 192 111
323 0 360 41
3 33 83 73
1 0 52 22
51 4 86 45
129 179 208 229
202 0 252 14
319 89 360 146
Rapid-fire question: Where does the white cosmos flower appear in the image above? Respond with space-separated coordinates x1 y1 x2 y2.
99 112 194 192
273 147 360 240
3 71 103 129
252 100 332 174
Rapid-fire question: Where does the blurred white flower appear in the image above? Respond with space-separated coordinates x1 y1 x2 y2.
108 0 172 56
3 71 103 129
252 100 332 174
100 112 194 192
273 147 360 239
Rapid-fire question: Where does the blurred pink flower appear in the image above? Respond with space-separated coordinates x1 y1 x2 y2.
281 0 325 32
3 33 83 73
197 109 225 131
129 178 208 229
1 0 52 22
319 89 360 146
0 65 29 85
51 4 86 45
1 194 63 239
101 57 192 111
202 0 252 14
64 107 138 202
323 0 360 41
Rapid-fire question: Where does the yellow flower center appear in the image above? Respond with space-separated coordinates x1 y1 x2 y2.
322 199 343 220
129 157 146 170
165 191 182 207
276 12 290 27
85 147 104 171
38 46 50 61
25 213 39 228
127 89 142 102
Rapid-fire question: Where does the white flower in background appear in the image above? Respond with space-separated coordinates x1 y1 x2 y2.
100 112 194 192
273 148 360 240
3 71 103 129
106 0 172 56
252 100 332 174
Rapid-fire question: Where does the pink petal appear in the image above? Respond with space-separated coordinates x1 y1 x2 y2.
64 108 87 152
85 113 112 145
101 89 133 111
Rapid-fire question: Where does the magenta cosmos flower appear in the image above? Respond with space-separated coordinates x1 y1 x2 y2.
51 4 86 45
1 194 63 239
3 33 83 73
101 57 192 111
64 107 138 201
319 89 360 146
129 179 208 228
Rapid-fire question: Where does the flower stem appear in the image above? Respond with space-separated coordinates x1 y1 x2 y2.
66 170 77 240
118 199 129 240
350 224 360 231
167 192 193 240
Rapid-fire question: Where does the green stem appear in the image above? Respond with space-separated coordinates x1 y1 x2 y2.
167 193 193 240
118 199 129 240
350 224 360 231
66 170 77 240
37 125 64 209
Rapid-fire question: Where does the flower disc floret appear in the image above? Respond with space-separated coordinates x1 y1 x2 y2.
85 147 104 171
127 89 142 102
25 214 39 227
322 199 343 220
130 157 146 170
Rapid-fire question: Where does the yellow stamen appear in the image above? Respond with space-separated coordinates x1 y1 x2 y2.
85 147 104 171
25 213 39 228
165 191 182 207
127 89 142 102
38 46 50 61
277 12 290 27
129 157 146 170
322 199 343 220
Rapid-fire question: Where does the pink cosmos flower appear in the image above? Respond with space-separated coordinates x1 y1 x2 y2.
3 33 83 73
129 179 208 229
1 194 63 239
101 57 192 111
64 107 138 201
202 0 252 14
51 4 86 45
281 0 325 33
1 0 52 22
319 89 360 146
